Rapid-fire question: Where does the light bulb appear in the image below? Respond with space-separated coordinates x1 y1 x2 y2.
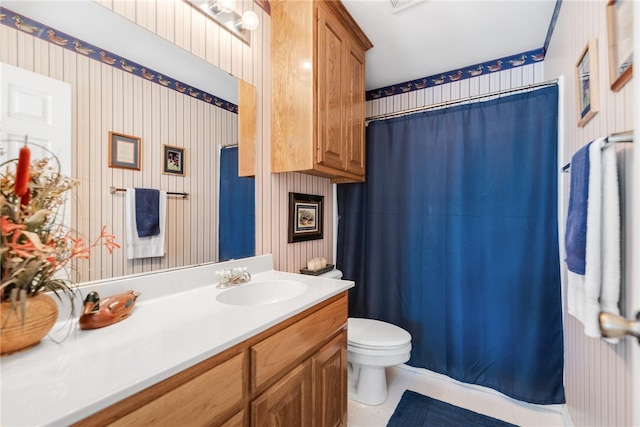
237 10 259 31
210 0 235 14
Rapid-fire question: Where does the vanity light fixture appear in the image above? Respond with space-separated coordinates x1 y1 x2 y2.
209 0 235 14
184 0 258 46
236 10 259 31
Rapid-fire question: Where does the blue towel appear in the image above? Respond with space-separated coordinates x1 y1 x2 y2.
134 188 160 238
565 143 591 274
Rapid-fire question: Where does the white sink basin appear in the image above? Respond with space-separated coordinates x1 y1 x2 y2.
215 280 308 306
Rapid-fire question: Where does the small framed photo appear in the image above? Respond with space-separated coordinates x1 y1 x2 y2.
606 0 633 92
108 131 141 170
288 192 323 243
575 39 599 127
162 144 185 176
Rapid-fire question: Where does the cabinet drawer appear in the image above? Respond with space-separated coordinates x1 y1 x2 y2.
109 352 244 427
251 295 347 391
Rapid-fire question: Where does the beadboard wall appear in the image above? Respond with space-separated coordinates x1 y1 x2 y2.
544 1 635 426
1 0 333 282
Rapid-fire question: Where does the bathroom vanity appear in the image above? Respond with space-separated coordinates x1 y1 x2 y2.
0 255 353 426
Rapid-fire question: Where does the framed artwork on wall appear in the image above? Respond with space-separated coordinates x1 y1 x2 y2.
108 131 141 170
606 0 633 92
575 39 599 127
288 192 324 243
162 144 185 176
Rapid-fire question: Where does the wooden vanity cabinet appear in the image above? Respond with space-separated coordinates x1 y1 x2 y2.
271 0 372 183
74 292 348 427
251 294 347 426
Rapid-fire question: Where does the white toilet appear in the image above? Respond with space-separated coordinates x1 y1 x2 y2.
319 269 412 406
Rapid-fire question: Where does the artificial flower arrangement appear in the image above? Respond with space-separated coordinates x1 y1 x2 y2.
1 139 119 345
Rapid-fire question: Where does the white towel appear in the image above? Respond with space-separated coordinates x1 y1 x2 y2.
567 139 621 339
125 188 167 259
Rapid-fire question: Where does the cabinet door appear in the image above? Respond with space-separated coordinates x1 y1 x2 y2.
252 360 313 427
316 5 347 171
312 331 347 427
345 40 366 176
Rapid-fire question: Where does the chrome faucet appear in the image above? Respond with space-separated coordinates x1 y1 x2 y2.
216 266 251 289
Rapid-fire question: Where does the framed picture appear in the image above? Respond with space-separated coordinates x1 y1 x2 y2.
606 0 633 92
575 39 599 127
108 131 141 170
162 144 185 176
288 192 323 243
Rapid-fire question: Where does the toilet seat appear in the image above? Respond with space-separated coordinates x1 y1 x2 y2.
348 318 411 349
348 341 412 352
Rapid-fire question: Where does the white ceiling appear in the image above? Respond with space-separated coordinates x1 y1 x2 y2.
342 0 558 91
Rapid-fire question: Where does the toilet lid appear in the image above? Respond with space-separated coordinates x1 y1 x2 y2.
348 318 411 348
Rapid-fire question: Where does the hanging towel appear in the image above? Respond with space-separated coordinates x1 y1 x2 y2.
134 188 160 237
566 138 621 339
125 188 167 259
564 142 591 274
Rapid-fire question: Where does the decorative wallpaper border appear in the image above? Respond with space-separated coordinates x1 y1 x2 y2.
366 0 562 101
0 6 238 114
366 47 545 101
543 0 562 54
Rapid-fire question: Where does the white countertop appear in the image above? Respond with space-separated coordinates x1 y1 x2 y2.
0 255 353 426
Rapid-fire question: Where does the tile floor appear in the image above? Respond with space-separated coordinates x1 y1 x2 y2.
347 365 568 427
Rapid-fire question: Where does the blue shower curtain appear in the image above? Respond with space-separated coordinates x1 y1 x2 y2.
219 146 255 261
337 86 564 404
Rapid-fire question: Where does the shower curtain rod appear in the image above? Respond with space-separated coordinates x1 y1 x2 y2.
365 78 559 124
562 131 634 173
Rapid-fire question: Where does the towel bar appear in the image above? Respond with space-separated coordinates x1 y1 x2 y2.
109 186 188 198
562 131 633 173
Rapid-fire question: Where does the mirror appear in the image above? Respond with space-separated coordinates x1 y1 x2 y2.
3 1 239 104
2 0 255 280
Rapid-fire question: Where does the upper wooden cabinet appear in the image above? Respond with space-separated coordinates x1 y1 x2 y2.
271 0 373 183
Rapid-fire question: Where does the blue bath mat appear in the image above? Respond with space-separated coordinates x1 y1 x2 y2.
387 390 519 427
